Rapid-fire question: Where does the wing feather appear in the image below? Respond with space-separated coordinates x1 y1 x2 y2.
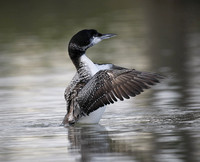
77 69 164 115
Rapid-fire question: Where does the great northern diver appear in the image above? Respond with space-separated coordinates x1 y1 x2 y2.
62 29 163 126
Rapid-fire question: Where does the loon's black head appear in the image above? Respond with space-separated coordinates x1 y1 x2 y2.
68 29 116 59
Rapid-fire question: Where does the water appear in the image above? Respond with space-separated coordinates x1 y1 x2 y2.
0 1 200 162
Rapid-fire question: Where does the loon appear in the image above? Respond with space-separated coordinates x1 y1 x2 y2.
62 29 163 126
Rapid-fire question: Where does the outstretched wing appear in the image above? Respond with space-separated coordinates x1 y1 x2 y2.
77 69 164 115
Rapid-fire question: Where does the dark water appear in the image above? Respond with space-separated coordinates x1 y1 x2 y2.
0 1 200 162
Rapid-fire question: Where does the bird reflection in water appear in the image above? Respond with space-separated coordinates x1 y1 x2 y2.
67 124 156 161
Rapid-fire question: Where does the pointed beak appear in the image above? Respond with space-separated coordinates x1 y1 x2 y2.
90 33 117 46
100 33 117 40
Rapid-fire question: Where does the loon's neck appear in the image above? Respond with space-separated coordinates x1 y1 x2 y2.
78 54 99 76
69 51 99 78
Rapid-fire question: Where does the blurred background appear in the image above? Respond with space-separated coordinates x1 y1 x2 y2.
0 0 200 162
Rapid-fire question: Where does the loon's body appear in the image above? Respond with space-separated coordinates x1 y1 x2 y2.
62 29 163 126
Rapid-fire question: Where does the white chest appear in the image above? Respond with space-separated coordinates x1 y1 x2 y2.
80 54 99 76
80 54 113 76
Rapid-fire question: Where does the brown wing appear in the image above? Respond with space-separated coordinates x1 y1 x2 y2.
77 69 164 115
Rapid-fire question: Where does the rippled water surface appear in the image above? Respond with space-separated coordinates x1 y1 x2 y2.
0 1 200 162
